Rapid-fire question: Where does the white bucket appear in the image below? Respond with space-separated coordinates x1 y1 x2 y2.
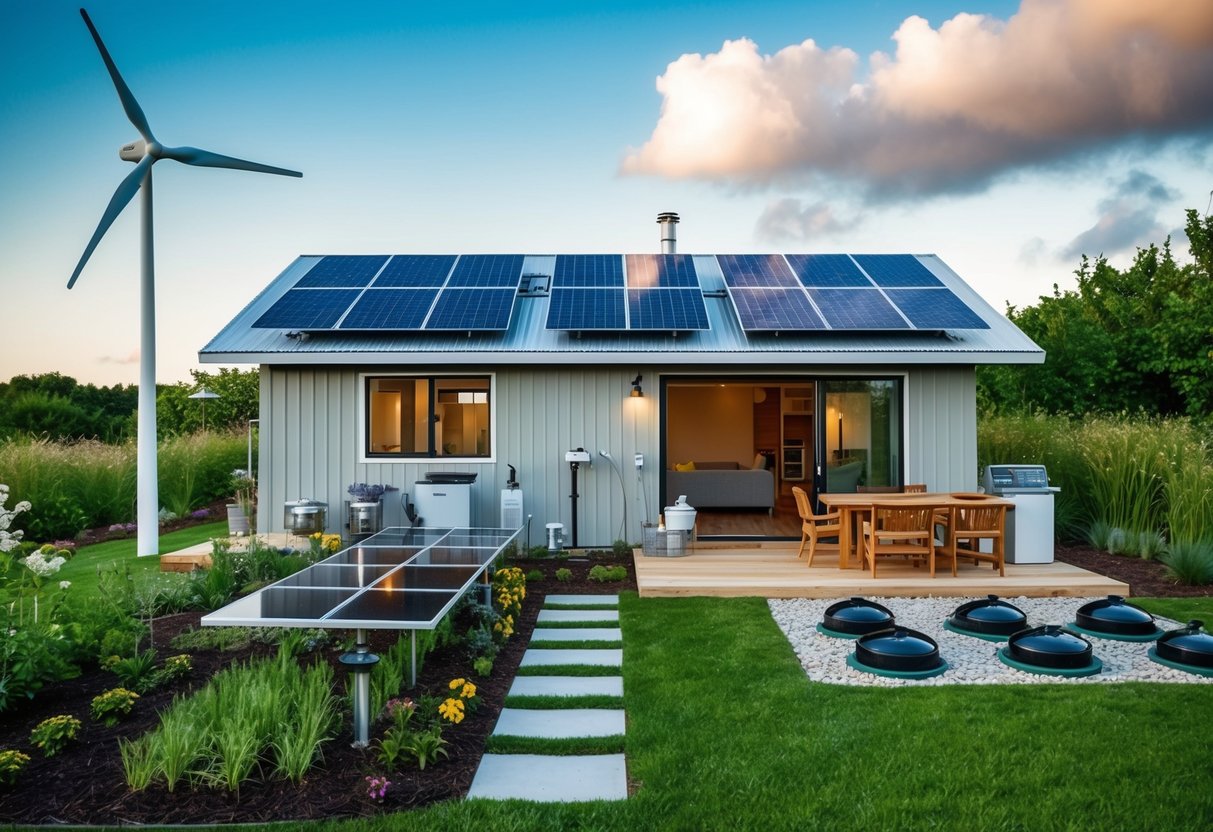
663 495 697 531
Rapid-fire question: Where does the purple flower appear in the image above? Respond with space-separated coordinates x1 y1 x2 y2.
191 508 211 519
364 775 391 801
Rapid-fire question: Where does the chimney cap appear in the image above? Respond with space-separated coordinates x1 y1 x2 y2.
656 212 680 224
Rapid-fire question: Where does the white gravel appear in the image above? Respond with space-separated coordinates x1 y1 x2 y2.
769 596 1212 687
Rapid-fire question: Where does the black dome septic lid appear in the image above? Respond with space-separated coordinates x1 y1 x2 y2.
854 626 943 672
1074 595 1156 636
1154 620 1213 669
948 595 1027 637
823 597 896 636
1007 625 1094 669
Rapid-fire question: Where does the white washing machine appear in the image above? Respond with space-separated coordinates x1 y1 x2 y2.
982 465 1058 564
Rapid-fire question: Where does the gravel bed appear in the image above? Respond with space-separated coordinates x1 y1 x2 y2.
769 596 1212 687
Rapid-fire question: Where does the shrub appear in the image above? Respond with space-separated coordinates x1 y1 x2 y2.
0 624 81 713
465 626 498 659
555 567 573 582
525 568 544 582
473 655 494 677
1162 542 1213 586
91 687 139 726
155 654 193 685
30 714 82 756
405 725 448 770
613 538 632 556
589 564 628 582
0 749 31 785
111 650 160 694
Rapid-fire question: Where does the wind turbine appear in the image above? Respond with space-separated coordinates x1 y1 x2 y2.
69 8 301 557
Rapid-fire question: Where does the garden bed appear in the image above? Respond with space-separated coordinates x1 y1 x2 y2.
0 552 635 825
1056 543 1213 598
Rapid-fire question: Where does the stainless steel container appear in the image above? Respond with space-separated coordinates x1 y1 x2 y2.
284 499 327 534
346 500 383 537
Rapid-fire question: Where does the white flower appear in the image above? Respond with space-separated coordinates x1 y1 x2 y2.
59 581 72 590
20 551 66 577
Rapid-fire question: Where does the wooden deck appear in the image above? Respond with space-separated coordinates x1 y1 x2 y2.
633 542 1129 599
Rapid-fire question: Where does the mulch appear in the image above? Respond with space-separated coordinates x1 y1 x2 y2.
0 553 636 825
1055 543 1213 598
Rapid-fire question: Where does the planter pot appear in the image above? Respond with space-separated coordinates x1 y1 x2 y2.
226 503 250 536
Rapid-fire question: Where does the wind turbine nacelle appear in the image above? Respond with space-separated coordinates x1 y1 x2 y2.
120 139 147 162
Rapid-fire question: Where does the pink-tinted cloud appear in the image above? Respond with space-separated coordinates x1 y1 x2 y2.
754 198 858 243
622 0 1213 197
97 350 140 366
1061 170 1180 259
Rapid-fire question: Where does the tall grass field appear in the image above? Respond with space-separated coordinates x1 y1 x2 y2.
0 430 248 540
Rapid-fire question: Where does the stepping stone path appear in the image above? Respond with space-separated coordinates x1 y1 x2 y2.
468 593 627 802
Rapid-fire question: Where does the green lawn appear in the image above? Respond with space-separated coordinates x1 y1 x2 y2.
1135 597 1213 624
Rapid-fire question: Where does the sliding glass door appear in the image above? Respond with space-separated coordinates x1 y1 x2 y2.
819 379 902 493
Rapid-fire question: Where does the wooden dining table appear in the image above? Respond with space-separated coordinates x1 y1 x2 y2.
817 492 1013 570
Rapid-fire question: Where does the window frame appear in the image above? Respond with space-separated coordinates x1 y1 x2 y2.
359 372 496 463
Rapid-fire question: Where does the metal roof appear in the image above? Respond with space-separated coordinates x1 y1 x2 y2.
199 254 1043 366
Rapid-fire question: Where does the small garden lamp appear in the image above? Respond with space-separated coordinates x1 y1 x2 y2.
188 387 220 433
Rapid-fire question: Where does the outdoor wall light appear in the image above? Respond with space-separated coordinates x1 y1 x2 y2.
630 375 644 398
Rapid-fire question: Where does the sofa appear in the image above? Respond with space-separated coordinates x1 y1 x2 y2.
665 461 775 511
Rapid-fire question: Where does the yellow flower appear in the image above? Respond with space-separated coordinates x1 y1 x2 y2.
448 677 466 690
438 697 465 724
460 682 477 699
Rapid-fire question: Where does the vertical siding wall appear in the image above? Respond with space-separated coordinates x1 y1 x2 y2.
259 365 662 549
905 366 977 491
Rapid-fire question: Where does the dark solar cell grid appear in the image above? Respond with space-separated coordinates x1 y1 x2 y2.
252 288 361 329
852 255 943 287
625 254 700 288
425 288 517 330
716 254 799 288
372 255 456 287
293 255 389 288
627 288 710 330
552 255 625 288
339 289 437 330
729 287 826 330
786 254 871 288
808 288 909 329
885 288 990 330
545 288 627 330
446 254 526 288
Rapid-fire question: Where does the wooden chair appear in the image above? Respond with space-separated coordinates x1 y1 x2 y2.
948 502 1008 577
856 485 901 494
903 483 927 493
792 486 840 566
860 502 940 578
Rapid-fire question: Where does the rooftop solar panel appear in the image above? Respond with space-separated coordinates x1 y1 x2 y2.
808 288 910 329
625 254 700 288
885 288 990 329
424 287 517 330
339 289 438 330
627 288 710 330
728 287 827 331
446 254 526 288
545 287 627 330
716 254 799 288
372 255 456 288
552 255 625 288
293 255 389 288
252 288 362 329
786 254 871 288
852 254 943 287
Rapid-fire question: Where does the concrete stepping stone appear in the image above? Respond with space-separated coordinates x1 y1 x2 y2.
508 676 623 698
544 594 619 607
531 627 622 643
468 753 627 802
537 608 619 623
520 648 622 667
493 708 625 739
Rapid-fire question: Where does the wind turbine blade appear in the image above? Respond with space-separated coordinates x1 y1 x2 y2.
80 9 155 142
161 145 302 177
67 155 152 289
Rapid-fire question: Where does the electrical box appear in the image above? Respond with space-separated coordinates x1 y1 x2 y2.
564 449 592 463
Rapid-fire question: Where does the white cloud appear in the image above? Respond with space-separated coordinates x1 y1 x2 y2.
622 0 1213 198
97 349 140 366
1061 170 1180 259
754 198 857 243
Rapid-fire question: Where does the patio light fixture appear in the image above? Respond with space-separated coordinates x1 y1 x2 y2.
630 375 644 398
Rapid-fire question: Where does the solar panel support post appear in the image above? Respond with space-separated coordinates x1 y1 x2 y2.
339 629 379 748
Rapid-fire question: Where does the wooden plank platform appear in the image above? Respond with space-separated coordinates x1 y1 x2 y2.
159 533 300 573
633 542 1129 599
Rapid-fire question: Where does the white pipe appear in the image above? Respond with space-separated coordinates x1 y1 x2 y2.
137 168 159 557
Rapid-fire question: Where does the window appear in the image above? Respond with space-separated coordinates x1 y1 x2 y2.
366 376 491 458
822 378 902 492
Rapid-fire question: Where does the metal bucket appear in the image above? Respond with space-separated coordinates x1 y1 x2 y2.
346 500 384 537
284 499 327 534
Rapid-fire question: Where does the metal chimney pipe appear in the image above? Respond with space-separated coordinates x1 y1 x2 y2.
657 212 679 254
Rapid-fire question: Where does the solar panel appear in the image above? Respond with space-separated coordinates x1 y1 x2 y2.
546 288 626 330
424 288 518 330
627 288 709 330
885 288 990 329
625 254 700 288
293 255 389 288
728 288 826 331
446 254 525 288
552 255 625 287
339 289 438 330
807 288 909 329
852 255 943 287
786 254 871 288
372 255 456 288
716 254 799 288
252 288 362 329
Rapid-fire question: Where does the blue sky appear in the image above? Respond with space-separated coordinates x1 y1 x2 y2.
2 0 1210 384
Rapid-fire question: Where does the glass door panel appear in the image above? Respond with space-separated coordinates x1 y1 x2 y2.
820 379 901 493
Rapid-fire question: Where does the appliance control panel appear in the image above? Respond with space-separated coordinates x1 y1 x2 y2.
984 464 1049 492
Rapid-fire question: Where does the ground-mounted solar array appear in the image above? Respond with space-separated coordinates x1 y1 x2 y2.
250 253 991 334
201 526 522 630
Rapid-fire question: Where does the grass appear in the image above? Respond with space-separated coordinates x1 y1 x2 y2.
527 640 623 649
532 619 619 628
1134 597 1213 624
502 695 624 709
513 664 621 677
482 735 625 755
